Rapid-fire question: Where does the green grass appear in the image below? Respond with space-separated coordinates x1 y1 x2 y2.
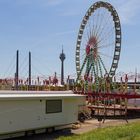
57 121 140 140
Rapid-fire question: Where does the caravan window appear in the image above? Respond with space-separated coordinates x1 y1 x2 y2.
46 100 62 114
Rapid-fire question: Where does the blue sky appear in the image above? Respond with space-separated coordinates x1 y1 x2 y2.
0 0 140 81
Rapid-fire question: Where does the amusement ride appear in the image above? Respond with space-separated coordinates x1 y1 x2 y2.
75 1 121 91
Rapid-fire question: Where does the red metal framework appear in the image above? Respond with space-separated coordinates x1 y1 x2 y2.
74 91 140 99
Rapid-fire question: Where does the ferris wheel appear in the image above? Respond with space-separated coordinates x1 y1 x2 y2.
75 1 121 86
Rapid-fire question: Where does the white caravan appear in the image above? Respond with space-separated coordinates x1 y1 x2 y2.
0 90 85 139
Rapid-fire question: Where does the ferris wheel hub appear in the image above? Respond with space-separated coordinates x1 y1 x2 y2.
86 36 98 59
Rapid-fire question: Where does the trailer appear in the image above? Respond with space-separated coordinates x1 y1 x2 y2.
0 90 85 139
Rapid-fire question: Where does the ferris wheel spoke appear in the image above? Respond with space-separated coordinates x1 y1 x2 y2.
81 33 88 53
85 26 91 41
92 11 104 40
98 24 114 40
83 34 88 45
81 53 86 62
92 9 101 38
85 25 91 41
94 10 109 38
96 18 114 40
80 48 86 51
99 26 114 43
91 14 98 38
97 41 115 49
96 27 115 46
98 52 113 59
81 53 86 60
87 15 96 40
94 10 102 37
91 18 97 38
85 19 92 41
96 13 113 40
101 19 113 38
87 17 93 38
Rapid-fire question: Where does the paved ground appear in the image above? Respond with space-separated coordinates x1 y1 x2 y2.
12 118 140 140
